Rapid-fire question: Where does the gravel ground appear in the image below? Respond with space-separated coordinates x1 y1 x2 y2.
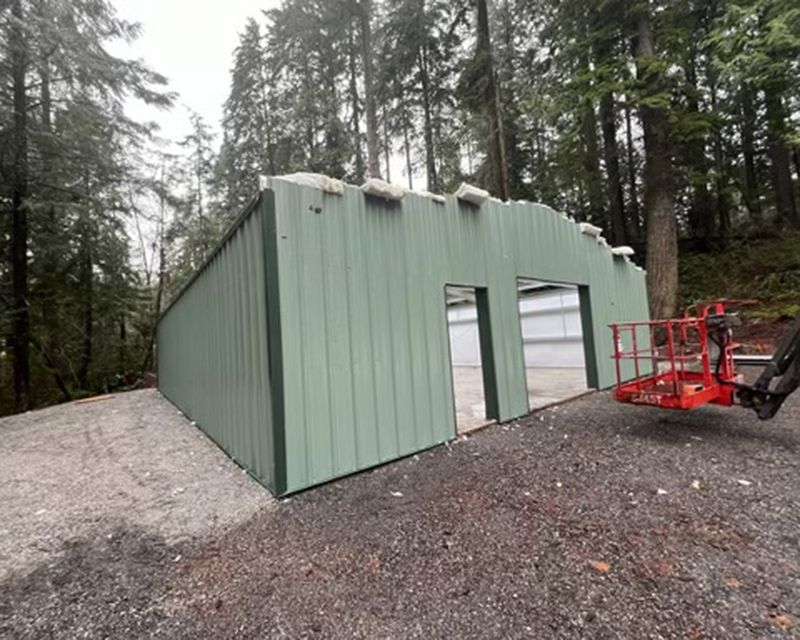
0 389 273 582
2 386 800 638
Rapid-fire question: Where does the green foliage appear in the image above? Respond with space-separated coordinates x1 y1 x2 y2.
3 0 800 414
0 0 173 413
680 232 800 319
710 0 800 90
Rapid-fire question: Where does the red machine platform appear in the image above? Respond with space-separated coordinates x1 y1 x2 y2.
610 302 740 410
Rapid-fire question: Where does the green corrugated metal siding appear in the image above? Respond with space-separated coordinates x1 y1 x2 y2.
157 179 650 496
157 198 276 492
269 179 650 494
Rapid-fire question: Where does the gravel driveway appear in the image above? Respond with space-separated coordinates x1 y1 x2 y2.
2 387 799 638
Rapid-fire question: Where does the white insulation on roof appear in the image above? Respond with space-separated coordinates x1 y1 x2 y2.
455 183 490 206
360 178 406 201
415 190 447 204
611 246 635 257
272 173 345 195
579 222 603 237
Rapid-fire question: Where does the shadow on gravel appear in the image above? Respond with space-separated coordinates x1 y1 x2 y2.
624 406 800 451
0 523 197 639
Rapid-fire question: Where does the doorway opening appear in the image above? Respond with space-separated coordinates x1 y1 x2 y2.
445 285 497 434
517 278 590 410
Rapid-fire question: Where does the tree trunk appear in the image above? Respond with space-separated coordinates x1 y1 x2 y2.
417 45 437 191
403 120 413 189
78 214 93 390
302 56 316 164
118 315 126 373
383 106 391 182
77 215 93 390
498 0 521 196
347 28 365 181
793 148 800 184
39 58 70 401
581 100 604 226
684 54 715 247
764 90 799 229
740 85 761 220
715 131 731 244
30 335 71 403
143 165 169 374
578 32 603 226
359 0 381 179
635 10 678 320
624 99 642 241
398 89 413 190
709 67 730 244
10 0 31 412
476 0 509 200
256 46 276 176
599 91 627 245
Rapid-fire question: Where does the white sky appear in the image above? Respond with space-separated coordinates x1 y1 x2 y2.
113 1 279 144
110 1 423 276
112 0 418 184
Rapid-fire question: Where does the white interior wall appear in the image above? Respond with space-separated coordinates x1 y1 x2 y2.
447 286 585 368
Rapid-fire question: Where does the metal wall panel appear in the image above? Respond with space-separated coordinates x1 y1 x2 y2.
157 200 276 492
269 179 650 494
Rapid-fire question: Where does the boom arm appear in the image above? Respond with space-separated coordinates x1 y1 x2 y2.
738 314 800 419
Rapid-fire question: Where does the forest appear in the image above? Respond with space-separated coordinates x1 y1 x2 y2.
1 0 799 415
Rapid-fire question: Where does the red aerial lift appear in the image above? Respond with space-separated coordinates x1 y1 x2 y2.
610 301 800 419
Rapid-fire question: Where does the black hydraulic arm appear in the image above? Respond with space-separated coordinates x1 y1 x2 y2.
738 314 800 420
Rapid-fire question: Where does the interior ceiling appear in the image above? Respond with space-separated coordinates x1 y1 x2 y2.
445 280 576 307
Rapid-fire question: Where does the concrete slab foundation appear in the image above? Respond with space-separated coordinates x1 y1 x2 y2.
452 366 589 433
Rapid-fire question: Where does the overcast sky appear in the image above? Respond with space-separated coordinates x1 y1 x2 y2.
112 0 419 199
113 0 279 145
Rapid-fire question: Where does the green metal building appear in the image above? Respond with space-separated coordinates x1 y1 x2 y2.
157 176 649 496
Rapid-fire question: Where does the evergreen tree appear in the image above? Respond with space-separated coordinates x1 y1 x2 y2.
0 0 172 411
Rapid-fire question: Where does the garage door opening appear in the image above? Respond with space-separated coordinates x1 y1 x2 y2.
445 285 497 434
517 278 590 410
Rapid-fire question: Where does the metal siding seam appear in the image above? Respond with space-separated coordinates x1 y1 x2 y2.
226 240 237 456
247 217 262 478
222 241 233 454
253 213 269 485
263 191 285 495
392 202 415 455
328 195 357 475
245 219 260 479
349 192 380 467
308 190 330 485
273 190 297 491
286 187 309 489
252 211 273 486
236 227 247 464
241 223 256 474
363 197 389 463
401 200 421 452
307 192 333 484
382 202 403 458
318 197 337 481
432 204 456 441
338 188 361 474
415 197 440 445
231 229 243 465
213 256 223 447
292 189 310 489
